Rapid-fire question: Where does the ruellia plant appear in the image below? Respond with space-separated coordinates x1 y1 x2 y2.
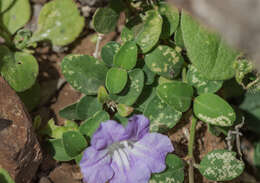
0 0 84 110
28 0 260 183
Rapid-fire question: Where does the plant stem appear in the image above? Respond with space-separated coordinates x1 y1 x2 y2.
93 33 104 58
188 116 197 183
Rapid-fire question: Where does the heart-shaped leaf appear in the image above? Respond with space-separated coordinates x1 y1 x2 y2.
2 0 31 34
194 93 236 126
159 2 179 39
110 69 144 106
76 95 103 120
150 154 184 183
61 55 108 95
63 130 87 157
114 41 137 70
79 110 110 137
93 7 119 34
145 45 184 79
199 150 244 181
106 67 128 94
157 81 193 112
31 0 84 46
144 95 182 132
181 11 239 80
0 46 39 92
101 41 120 67
187 65 223 94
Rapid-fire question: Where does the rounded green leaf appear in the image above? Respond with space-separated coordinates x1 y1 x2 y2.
114 41 137 70
199 150 244 181
47 139 73 161
157 81 193 112
144 95 182 132
2 0 31 34
150 154 184 183
31 0 84 46
63 131 87 157
79 110 110 137
110 69 144 106
136 10 163 53
76 95 103 120
142 63 156 85
59 103 80 120
117 103 134 117
18 82 41 111
145 45 184 79
61 55 108 95
181 12 239 80
159 2 179 39
0 168 15 183
187 65 223 94
97 85 109 104
106 67 128 94
93 7 119 34
194 93 236 126
101 41 120 67
0 46 39 92
0 0 14 13
121 26 134 43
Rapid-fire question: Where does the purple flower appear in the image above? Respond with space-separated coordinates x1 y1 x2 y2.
79 115 174 183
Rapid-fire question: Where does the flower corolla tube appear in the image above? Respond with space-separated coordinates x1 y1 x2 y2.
80 115 174 183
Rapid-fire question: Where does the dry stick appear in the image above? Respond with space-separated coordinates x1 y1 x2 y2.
93 33 104 58
188 116 197 183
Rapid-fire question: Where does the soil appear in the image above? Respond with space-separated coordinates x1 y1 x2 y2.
2 0 258 183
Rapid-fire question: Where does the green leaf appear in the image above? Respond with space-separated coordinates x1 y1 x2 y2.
0 0 14 13
106 67 128 94
135 10 163 53
121 26 134 43
61 55 108 95
145 45 184 79
187 65 223 94
2 0 31 34
199 150 244 181
0 46 39 92
142 63 156 85
18 82 41 111
144 95 182 132
63 131 87 157
59 103 80 120
175 25 185 49
157 81 193 112
97 86 110 104
74 153 83 165
150 154 184 183
39 119 78 139
31 0 84 46
254 142 260 169
181 11 239 80
194 93 236 126
46 139 73 161
117 103 134 117
93 7 119 34
114 41 137 70
0 168 15 183
158 2 179 39
110 69 144 106
76 95 103 120
79 110 110 137
101 41 120 67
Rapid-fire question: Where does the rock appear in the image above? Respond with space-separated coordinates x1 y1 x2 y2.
49 163 82 183
0 76 42 183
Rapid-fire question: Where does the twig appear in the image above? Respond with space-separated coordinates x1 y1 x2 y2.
93 33 104 58
188 116 197 183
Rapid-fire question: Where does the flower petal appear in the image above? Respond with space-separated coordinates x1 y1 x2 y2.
130 133 174 173
125 115 150 141
80 147 114 183
91 120 126 150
